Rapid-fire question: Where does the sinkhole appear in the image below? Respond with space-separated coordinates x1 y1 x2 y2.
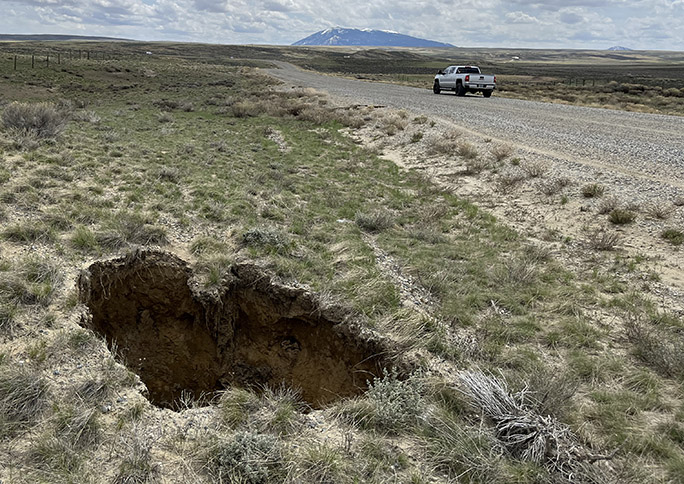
78 250 388 409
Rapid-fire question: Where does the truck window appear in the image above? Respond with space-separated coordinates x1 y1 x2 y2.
456 67 480 74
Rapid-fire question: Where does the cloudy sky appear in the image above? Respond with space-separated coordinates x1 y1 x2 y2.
1 0 683 50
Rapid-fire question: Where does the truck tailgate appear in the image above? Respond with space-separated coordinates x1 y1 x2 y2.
468 74 494 85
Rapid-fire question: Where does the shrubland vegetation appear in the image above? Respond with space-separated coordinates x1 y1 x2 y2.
0 41 682 482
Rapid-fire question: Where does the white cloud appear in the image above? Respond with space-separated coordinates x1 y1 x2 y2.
505 11 540 23
0 0 681 49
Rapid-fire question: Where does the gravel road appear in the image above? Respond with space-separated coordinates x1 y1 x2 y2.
267 61 684 203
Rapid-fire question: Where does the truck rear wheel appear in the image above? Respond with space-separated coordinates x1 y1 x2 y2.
456 83 466 96
433 81 441 94
483 90 492 98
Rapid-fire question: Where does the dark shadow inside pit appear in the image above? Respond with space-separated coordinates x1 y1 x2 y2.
78 251 388 409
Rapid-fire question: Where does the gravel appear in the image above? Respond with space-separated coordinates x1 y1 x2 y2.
266 61 684 206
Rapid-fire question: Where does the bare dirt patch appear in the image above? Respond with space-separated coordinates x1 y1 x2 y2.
78 250 388 409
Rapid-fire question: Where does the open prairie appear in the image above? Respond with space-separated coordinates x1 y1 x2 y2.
0 41 683 483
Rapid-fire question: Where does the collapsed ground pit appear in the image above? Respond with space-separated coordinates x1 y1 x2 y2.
78 250 388 409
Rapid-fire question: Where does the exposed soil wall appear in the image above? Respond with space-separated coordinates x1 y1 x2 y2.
78 250 388 409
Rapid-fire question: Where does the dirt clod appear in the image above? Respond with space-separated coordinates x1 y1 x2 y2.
78 250 387 409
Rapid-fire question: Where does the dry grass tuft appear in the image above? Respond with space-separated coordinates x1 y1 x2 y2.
0 365 51 435
355 210 395 233
625 317 684 379
586 229 621 251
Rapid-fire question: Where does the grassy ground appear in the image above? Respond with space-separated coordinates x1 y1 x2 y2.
0 42 683 483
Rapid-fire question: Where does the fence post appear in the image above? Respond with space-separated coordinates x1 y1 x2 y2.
14 55 17 71
87 51 90 60
46 55 49 67
58 53 61 65
31 54 34 68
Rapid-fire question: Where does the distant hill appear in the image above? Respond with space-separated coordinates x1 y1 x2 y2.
607 45 633 51
0 34 130 42
293 28 453 48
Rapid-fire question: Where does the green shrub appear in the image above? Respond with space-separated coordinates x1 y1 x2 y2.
2 102 69 139
241 226 291 253
338 369 424 434
662 229 684 246
609 208 636 224
581 183 605 198
207 431 284 484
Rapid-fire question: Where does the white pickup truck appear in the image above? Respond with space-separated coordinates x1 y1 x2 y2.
433 65 496 97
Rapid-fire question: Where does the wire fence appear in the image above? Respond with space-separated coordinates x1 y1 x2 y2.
4 49 126 71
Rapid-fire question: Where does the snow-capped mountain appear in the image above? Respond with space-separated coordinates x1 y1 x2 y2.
607 46 633 51
292 28 453 47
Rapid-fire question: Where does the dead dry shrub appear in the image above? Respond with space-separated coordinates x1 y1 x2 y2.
596 196 619 214
425 130 463 156
645 202 673 220
457 141 479 160
521 160 549 178
497 167 527 189
463 157 490 175
381 114 408 135
457 371 610 480
537 178 568 196
490 144 514 162
336 111 365 129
